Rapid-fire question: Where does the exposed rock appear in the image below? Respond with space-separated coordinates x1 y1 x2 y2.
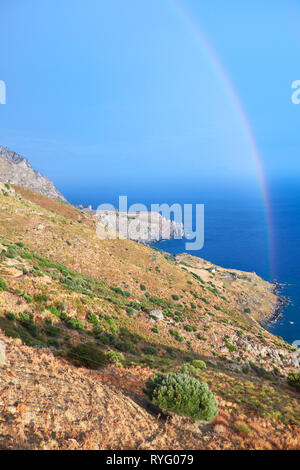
96 210 184 243
0 146 65 201
149 310 164 321
0 339 6 365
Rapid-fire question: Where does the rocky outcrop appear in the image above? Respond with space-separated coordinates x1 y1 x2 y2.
0 146 65 201
95 210 184 243
149 310 164 321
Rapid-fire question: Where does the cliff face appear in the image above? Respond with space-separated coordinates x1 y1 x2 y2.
0 146 65 201
96 210 185 243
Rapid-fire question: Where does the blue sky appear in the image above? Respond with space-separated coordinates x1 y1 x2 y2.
0 0 300 204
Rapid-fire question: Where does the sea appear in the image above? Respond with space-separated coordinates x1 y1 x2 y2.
64 178 300 345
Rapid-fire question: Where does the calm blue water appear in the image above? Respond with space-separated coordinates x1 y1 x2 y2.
64 179 300 344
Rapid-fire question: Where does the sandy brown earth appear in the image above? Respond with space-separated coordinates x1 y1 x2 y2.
1 332 299 450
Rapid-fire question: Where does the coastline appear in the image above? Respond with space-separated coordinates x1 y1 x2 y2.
263 281 291 327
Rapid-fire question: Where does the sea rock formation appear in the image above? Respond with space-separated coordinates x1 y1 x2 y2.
95 210 185 243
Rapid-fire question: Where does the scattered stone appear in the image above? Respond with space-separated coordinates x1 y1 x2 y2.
149 310 164 321
0 339 6 365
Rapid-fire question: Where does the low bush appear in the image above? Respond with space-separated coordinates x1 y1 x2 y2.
192 359 207 370
0 278 9 292
66 317 85 330
225 340 237 352
98 332 115 345
105 349 125 366
33 293 49 303
142 345 158 356
5 312 15 321
5 247 18 259
86 312 99 324
47 305 59 317
93 324 105 337
234 422 253 436
67 342 108 369
144 372 218 422
180 364 199 377
184 325 197 332
287 372 300 391
114 339 135 353
45 324 60 337
18 312 39 337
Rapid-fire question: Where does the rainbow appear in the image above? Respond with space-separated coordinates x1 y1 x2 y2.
170 0 274 278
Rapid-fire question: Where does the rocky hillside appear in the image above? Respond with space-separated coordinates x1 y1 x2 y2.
0 146 65 201
0 182 299 450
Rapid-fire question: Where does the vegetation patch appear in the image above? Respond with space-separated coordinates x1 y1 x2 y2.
144 372 218 422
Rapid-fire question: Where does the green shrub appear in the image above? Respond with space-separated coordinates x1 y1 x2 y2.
170 329 185 342
93 324 105 337
5 312 15 321
22 293 32 303
170 329 179 337
86 312 99 324
172 294 180 301
225 340 237 352
196 333 206 341
234 422 253 436
144 372 218 422
111 286 131 297
287 372 300 391
184 325 197 332
66 317 85 330
47 305 59 317
18 312 39 337
180 364 199 377
114 339 135 353
244 308 251 314
97 332 115 345
142 345 158 356
140 284 146 291
192 359 207 370
33 293 49 303
0 278 9 291
105 349 125 366
249 362 273 380
45 324 60 337
67 342 108 369
5 247 18 259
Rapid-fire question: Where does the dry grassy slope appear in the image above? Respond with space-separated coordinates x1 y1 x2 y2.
1 332 300 450
0 184 282 345
0 182 299 450
0 182 297 366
